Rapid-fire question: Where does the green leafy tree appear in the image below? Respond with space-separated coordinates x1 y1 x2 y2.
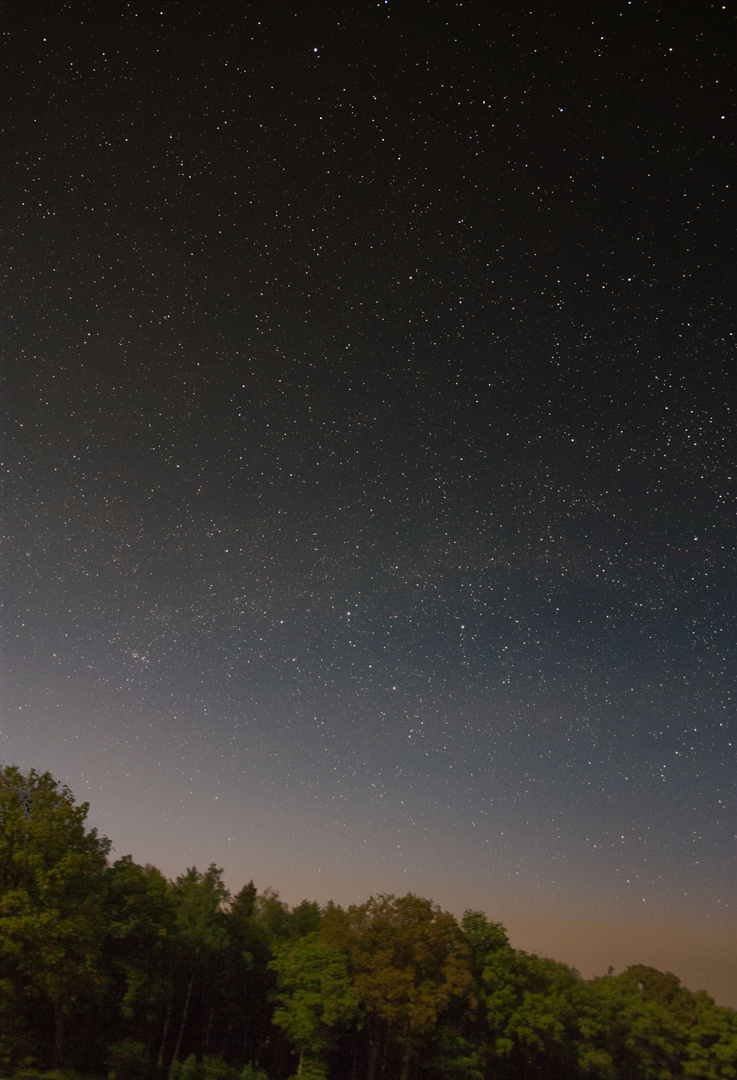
323 893 473 1080
254 886 292 944
219 882 273 1064
481 946 584 1079
426 912 510 1080
0 766 111 1067
270 932 360 1075
166 865 230 1071
107 1038 149 1080
578 967 737 1080
461 911 509 972
682 991 737 1079
289 899 322 940
285 1061 327 1080
427 1024 486 1080
578 970 685 1080
200 1053 238 1080
239 1067 269 1080
104 855 178 1067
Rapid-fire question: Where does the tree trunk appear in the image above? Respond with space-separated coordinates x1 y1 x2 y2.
170 972 195 1071
379 1030 389 1078
157 1000 173 1070
203 1006 215 1054
52 1003 64 1069
297 1050 304 1075
366 1038 380 1080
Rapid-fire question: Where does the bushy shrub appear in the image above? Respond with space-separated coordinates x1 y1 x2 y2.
108 1041 148 1080
169 1056 240 1080
286 1061 327 1080
169 1056 200 1080
31 1072 88 1080
201 1057 236 1080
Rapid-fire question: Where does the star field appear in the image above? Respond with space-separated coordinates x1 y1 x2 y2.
2 1 735 1004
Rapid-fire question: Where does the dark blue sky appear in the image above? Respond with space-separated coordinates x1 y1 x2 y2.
3 1 735 1005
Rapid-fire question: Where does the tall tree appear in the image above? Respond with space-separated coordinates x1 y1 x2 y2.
323 893 473 1080
578 967 737 1080
270 932 360 1076
423 912 511 1080
219 882 273 1064
481 946 584 1079
0 766 111 1068
681 990 737 1079
167 865 230 1071
254 886 293 945
104 856 177 1055
289 900 322 940
578 971 683 1080
461 911 509 975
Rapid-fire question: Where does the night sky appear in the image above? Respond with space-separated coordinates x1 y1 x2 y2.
3 1 735 1005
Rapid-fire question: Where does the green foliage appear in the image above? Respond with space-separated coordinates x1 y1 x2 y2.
270 933 360 1058
328 893 473 1033
481 946 584 1076
2 765 736 1080
173 865 229 955
575 969 737 1080
21 1071 90 1080
285 1060 327 1080
168 1056 239 1080
230 882 257 921
169 1054 200 1080
166 868 231 1070
289 900 322 940
200 1056 237 1080
237 1066 268 1080
682 991 737 1078
429 1026 487 1079
104 857 176 1022
321 892 474 1077
461 911 509 969
254 887 292 944
107 1040 148 1080
0 767 111 1065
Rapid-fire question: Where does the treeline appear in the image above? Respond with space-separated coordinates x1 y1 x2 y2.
1 768 735 1080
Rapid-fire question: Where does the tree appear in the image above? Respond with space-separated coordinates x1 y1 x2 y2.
682 991 737 1079
424 912 511 1080
323 893 473 1080
218 882 273 1065
0 766 111 1067
166 865 230 1071
254 886 293 944
578 968 737 1080
481 946 584 1079
270 932 360 1075
104 855 177 1059
461 911 509 974
578 970 684 1080
289 899 322 940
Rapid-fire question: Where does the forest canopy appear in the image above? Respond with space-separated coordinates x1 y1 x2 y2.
1 766 735 1080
